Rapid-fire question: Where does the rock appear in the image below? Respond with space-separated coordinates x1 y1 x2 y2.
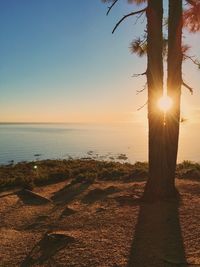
21 232 75 266
96 207 106 213
40 232 75 249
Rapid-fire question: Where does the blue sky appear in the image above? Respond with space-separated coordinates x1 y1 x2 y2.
0 0 199 123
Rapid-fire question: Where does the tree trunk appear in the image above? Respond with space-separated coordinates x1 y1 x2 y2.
165 0 183 193
143 0 166 200
143 0 183 201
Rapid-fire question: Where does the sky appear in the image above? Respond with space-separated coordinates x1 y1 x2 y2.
0 0 200 124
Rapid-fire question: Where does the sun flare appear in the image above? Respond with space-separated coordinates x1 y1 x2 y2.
158 95 173 112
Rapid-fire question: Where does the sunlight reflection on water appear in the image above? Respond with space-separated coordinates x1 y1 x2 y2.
0 123 199 164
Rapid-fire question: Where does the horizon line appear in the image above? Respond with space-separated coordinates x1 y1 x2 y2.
0 121 133 125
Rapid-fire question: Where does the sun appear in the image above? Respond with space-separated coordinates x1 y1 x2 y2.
158 95 173 112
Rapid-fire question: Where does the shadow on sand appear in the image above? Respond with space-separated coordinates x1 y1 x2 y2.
16 189 52 205
20 232 75 267
127 200 187 267
51 179 93 204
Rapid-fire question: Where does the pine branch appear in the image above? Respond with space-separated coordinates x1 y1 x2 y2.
134 10 145 25
182 80 194 94
107 0 119 16
130 37 147 57
183 54 200 67
132 71 147 77
137 100 148 111
112 7 147 34
136 82 147 95
185 0 196 6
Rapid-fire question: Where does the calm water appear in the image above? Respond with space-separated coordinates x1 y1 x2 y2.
0 123 199 165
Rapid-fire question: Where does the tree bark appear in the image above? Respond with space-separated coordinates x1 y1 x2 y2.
143 0 166 200
143 0 183 201
165 0 183 193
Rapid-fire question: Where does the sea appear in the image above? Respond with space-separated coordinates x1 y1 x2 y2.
0 123 199 165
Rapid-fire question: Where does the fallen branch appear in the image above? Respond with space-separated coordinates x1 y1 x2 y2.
112 7 147 34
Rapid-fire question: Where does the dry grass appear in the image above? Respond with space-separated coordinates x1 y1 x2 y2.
1 159 200 191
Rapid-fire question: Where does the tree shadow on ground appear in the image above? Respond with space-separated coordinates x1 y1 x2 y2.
127 200 187 267
16 190 52 205
82 186 120 204
20 232 75 267
51 179 93 204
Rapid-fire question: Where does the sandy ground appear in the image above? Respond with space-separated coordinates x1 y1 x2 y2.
0 179 200 267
